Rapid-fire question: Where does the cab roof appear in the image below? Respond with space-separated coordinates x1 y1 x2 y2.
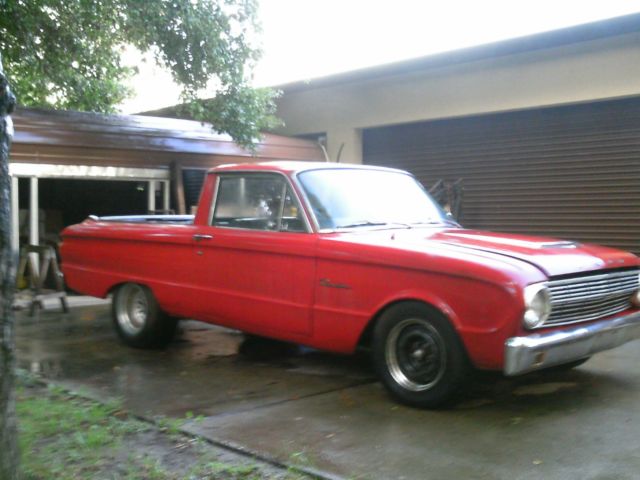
209 160 406 175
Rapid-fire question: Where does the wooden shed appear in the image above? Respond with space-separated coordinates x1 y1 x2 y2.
8 108 324 253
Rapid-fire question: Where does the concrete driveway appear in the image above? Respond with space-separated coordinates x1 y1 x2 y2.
15 302 640 479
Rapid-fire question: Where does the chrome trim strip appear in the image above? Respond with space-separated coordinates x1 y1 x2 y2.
292 171 321 233
504 310 640 376
99 215 194 223
207 173 221 227
551 298 635 315
319 278 351 289
550 285 637 303
530 269 640 329
548 270 638 287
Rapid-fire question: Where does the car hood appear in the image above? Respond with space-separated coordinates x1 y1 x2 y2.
423 229 639 277
341 228 639 278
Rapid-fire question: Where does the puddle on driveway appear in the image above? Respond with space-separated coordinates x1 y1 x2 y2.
15 303 640 480
15 304 374 418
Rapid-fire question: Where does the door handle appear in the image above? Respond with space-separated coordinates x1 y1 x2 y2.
193 234 213 241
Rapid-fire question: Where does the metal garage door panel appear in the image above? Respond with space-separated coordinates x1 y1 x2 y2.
182 169 207 211
364 97 640 254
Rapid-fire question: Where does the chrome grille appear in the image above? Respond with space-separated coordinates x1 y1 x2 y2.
545 269 639 327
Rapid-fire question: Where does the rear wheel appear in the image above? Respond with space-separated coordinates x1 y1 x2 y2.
112 283 177 348
373 302 469 408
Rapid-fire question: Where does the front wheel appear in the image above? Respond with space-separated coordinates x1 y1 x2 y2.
373 302 469 408
112 283 177 349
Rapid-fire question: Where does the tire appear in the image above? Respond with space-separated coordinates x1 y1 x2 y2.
373 302 469 408
112 283 177 349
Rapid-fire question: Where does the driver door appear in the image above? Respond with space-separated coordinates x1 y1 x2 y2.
192 172 316 337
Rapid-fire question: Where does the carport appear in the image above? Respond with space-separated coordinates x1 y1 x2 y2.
8 108 323 254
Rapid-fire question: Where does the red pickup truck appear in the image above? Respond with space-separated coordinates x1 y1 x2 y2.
60 161 640 407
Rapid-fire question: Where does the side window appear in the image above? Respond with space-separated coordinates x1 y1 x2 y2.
212 174 307 232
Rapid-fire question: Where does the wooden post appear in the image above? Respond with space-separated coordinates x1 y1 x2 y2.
28 176 38 271
147 180 156 213
10 176 18 256
171 161 186 215
163 181 170 212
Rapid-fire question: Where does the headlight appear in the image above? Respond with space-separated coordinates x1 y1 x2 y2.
632 272 640 307
523 283 551 329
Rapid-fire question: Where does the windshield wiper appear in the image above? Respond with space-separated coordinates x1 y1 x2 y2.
335 220 388 229
335 220 414 230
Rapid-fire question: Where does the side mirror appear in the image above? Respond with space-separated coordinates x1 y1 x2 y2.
445 211 462 227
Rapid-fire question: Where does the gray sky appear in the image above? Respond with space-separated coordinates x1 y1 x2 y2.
120 0 640 113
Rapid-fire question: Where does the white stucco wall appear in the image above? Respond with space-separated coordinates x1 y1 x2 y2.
275 31 640 164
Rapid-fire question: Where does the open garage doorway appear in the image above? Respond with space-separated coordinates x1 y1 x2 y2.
14 177 167 252
11 169 170 294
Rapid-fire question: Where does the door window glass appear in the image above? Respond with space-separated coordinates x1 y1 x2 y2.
212 174 306 232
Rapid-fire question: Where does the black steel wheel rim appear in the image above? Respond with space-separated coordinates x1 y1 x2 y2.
385 318 447 391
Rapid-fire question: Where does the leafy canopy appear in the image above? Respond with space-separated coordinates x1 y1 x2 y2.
0 0 280 147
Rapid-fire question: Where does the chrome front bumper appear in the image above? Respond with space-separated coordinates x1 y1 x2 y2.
504 310 640 376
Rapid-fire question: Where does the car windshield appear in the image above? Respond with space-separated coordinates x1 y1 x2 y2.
297 168 451 230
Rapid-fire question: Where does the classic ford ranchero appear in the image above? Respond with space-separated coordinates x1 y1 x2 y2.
60 162 640 407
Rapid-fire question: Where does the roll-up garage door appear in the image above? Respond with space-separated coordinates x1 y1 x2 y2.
183 169 207 212
363 97 640 255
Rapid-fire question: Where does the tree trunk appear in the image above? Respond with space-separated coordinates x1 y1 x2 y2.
0 55 19 480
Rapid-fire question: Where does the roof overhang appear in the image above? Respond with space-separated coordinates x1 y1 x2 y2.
277 13 640 94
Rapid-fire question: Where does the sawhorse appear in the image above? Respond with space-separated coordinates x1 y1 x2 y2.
17 245 69 316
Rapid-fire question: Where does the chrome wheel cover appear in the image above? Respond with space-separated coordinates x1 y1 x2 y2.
115 284 149 336
385 318 447 392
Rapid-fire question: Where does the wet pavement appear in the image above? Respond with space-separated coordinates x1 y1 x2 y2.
15 302 640 480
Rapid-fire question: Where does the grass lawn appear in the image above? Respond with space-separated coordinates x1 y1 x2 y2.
16 376 309 480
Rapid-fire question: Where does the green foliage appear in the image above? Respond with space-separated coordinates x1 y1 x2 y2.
0 0 280 147
0 0 134 111
154 415 185 436
180 85 281 149
17 386 148 479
